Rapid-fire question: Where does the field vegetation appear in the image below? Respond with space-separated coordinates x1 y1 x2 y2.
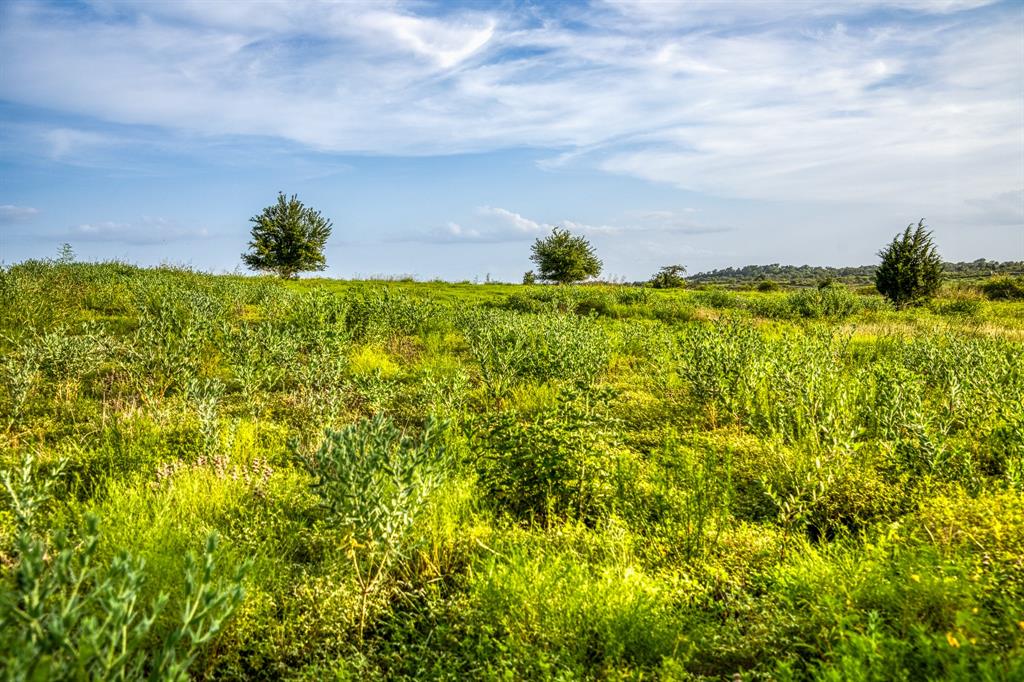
2 257 1022 680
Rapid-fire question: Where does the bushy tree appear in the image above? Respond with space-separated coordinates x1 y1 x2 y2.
522 270 537 285
242 193 332 279
649 264 687 289
530 227 601 284
875 219 942 308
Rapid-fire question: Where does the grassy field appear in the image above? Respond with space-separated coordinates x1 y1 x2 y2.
2 259 1022 680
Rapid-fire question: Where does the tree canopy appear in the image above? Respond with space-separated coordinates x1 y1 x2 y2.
242 193 332 279
875 219 943 308
529 227 602 284
649 264 687 289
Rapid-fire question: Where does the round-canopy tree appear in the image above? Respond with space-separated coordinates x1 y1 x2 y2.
649 264 687 289
530 227 602 284
875 218 943 308
242 193 332 279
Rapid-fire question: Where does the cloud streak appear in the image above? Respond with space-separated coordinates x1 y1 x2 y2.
0 205 39 222
402 206 734 244
67 218 209 245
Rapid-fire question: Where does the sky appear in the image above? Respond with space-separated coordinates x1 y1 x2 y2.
0 0 1021 281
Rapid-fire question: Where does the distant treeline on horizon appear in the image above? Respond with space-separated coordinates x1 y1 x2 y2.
688 259 1024 285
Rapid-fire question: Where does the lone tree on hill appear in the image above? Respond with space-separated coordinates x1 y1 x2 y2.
242 193 332 279
530 227 602 284
649 264 687 288
875 218 942 308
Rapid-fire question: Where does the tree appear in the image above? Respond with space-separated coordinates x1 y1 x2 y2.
875 219 942 308
242 193 332 279
529 227 601 284
56 243 76 264
522 270 537 285
649 264 687 289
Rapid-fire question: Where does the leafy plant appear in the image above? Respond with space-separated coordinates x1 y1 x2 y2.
788 283 860 319
471 390 624 524
464 309 610 396
0 453 246 681
296 415 448 637
932 289 985 318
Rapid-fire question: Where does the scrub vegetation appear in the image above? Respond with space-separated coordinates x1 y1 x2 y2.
2 257 1022 680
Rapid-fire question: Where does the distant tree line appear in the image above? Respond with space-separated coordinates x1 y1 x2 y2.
235 193 1020 300
688 259 1024 286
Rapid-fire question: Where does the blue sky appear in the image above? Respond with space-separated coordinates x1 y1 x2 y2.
1 0 1021 280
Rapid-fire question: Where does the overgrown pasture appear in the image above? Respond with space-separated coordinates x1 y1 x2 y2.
2 260 1022 680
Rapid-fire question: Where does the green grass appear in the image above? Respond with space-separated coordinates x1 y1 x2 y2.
1 259 1022 680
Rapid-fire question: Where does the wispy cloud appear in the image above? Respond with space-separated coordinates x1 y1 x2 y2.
961 190 1024 227
46 128 114 161
476 206 550 235
0 0 1019 259
403 206 733 244
66 218 209 245
409 207 550 243
0 204 39 222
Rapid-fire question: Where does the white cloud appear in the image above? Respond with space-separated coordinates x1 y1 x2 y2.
0 0 1019 214
405 206 733 245
45 128 117 160
442 221 481 239
359 11 496 68
69 217 209 245
476 206 548 234
0 205 39 222
599 0 998 26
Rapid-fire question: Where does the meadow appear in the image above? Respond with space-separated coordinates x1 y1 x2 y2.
1 259 1022 680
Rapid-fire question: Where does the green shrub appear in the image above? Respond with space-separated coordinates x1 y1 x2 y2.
932 290 986 318
979 275 1024 301
471 391 631 524
746 294 795 320
344 287 443 342
645 435 734 559
615 287 652 305
694 287 739 309
675 317 765 427
651 300 696 324
788 283 860 319
464 545 685 675
296 415 448 637
463 309 610 395
0 454 245 681
574 292 616 317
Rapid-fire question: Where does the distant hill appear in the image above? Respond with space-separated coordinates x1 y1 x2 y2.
688 259 1024 286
